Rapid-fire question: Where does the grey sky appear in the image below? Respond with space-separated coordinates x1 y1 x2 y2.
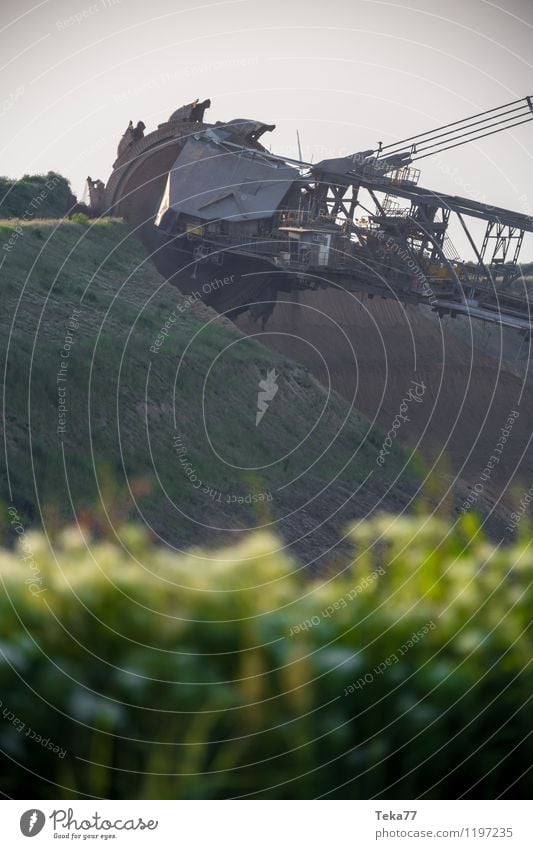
1 0 532 257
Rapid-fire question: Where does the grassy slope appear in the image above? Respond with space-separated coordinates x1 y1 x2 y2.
0 219 418 556
1 513 531 799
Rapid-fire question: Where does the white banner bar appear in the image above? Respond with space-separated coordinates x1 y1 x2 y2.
0 800 531 848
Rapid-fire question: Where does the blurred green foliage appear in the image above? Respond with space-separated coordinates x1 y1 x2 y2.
0 512 531 799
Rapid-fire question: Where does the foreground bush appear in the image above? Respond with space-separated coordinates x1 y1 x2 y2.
0 514 531 799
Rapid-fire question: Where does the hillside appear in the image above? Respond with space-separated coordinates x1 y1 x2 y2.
0 218 419 566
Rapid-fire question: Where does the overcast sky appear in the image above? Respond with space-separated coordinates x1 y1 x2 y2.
2 0 533 257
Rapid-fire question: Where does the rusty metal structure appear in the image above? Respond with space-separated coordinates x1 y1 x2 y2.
101 96 533 331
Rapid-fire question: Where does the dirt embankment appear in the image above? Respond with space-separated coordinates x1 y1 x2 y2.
237 289 533 526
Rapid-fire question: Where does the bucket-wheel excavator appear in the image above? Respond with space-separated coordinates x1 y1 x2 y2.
99 95 533 331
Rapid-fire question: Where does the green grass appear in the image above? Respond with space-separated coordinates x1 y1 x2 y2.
1 218 418 549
